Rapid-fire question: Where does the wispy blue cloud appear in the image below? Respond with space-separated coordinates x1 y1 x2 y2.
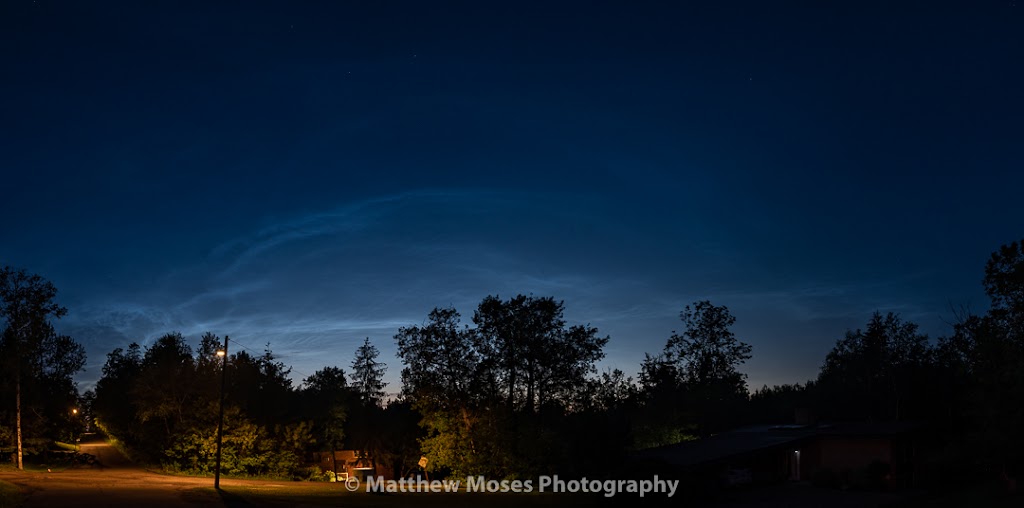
54 188 972 395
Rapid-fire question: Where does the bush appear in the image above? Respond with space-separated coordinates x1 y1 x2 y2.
292 465 327 481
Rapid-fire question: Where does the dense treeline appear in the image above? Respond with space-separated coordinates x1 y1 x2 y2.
90 332 404 479
745 240 1024 484
394 295 613 478
4 239 1023 488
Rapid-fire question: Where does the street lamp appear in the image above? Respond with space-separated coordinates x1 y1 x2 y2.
214 335 229 489
70 408 80 449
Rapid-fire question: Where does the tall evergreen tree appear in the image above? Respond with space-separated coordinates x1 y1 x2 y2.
350 338 387 406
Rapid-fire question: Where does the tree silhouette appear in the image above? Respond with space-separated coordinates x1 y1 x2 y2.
818 312 931 421
396 307 479 408
350 338 387 406
973 239 1024 472
639 300 751 438
666 300 752 390
302 367 349 481
473 294 607 412
395 295 608 477
0 267 84 469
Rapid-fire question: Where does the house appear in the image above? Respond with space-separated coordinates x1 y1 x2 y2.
631 420 924 491
309 450 393 481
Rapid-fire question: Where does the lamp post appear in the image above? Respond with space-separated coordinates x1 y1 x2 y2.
214 335 229 489
71 408 79 449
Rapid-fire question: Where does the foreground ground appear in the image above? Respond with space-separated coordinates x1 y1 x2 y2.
0 435 624 507
1 436 1017 507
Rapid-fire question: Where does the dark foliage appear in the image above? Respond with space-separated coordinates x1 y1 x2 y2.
0 267 86 466
23 239 1024 491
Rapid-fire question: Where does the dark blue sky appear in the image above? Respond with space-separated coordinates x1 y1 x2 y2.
2 1 1022 394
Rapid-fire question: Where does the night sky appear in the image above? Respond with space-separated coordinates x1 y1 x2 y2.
2 1 1022 395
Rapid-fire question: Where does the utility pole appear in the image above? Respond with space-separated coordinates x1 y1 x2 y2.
214 335 229 489
15 373 22 470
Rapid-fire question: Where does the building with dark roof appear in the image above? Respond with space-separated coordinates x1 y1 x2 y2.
632 421 925 491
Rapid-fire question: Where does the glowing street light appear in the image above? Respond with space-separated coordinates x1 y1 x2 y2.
70 408 81 448
214 335 229 489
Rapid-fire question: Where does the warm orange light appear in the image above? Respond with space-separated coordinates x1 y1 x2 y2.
216 350 226 357
72 409 78 415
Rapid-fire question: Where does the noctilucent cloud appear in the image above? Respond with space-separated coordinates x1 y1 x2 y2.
2 1 1021 394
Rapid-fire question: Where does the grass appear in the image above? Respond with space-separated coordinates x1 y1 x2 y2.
53 441 80 452
185 484 643 507
158 465 325 482
0 480 23 508
0 443 91 473
0 458 71 473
